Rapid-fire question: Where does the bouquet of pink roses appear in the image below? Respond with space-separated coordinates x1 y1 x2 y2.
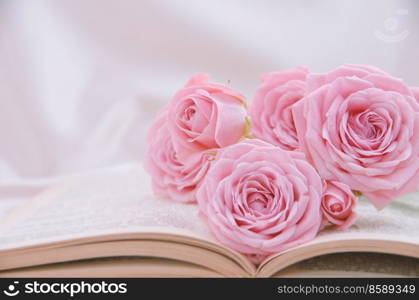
145 65 419 264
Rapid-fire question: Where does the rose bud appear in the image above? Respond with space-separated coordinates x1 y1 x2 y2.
167 73 248 161
321 180 357 230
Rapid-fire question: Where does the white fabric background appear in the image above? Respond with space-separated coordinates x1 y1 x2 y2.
1 0 418 215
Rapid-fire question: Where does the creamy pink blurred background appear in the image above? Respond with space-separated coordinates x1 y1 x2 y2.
1 0 418 215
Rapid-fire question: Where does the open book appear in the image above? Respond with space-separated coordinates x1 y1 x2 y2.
0 164 418 278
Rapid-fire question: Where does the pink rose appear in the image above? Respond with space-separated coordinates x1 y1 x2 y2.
412 87 419 102
321 181 357 230
144 110 212 203
196 139 323 257
249 67 309 150
167 73 248 161
293 64 419 209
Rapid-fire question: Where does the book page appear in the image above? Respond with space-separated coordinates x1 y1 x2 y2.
0 164 215 250
258 191 419 275
274 252 419 278
296 191 419 245
0 257 223 278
